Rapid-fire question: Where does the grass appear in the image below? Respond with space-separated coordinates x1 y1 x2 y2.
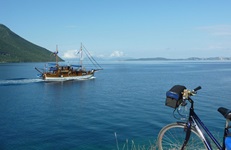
114 132 157 150
114 131 223 150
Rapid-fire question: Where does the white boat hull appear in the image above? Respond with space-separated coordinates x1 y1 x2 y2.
44 74 94 81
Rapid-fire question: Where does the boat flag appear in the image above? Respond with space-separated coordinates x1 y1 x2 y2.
53 45 59 56
75 50 80 55
53 50 58 56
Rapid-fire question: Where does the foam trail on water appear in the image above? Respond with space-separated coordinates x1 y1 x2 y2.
0 78 43 86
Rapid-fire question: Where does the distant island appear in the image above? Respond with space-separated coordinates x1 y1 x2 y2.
0 24 63 63
125 57 231 61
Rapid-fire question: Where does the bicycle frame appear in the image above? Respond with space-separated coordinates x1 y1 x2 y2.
181 97 226 150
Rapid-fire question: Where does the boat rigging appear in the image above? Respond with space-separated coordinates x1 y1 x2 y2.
35 43 103 81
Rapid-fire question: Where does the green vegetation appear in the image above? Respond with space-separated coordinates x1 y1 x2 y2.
115 133 157 150
0 24 63 63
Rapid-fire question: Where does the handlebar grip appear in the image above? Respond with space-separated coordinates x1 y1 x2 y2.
193 86 201 92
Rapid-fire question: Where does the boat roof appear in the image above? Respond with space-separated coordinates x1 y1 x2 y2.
47 63 82 68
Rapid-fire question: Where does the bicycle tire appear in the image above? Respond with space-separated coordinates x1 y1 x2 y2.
157 122 206 150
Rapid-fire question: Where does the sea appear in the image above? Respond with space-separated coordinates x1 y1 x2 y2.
0 61 231 150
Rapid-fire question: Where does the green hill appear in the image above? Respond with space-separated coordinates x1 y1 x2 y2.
0 24 63 63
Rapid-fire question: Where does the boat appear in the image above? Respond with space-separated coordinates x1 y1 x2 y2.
35 44 103 81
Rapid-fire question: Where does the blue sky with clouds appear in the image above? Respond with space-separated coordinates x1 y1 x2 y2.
1 0 231 59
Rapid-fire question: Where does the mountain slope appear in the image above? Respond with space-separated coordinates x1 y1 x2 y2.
0 24 63 62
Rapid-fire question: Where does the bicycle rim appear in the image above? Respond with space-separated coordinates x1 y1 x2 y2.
157 122 206 150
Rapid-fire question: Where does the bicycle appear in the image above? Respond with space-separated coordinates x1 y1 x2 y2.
157 85 231 150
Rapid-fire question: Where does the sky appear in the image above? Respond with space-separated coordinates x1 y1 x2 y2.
1 0 231 59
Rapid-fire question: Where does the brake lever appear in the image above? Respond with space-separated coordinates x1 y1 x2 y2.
181 100 187 106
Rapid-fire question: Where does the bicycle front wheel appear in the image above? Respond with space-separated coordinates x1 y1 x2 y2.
157 122 206 150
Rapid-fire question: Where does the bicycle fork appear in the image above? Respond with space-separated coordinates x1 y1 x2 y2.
181 120 192 150
181 116 212 150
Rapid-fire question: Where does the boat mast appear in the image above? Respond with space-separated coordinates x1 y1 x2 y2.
80 43 83 69
56 45 59 66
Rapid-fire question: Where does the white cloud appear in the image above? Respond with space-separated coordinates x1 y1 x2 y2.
62 50 126 60
97 54 106 58
110 51 125 57
62 50 79 59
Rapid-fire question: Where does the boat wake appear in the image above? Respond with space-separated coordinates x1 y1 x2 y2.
0 78 44 86
77 76 96 80
0 77 96 85
90 76 96 79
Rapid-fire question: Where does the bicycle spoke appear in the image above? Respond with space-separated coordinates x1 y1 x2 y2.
157 123 206 150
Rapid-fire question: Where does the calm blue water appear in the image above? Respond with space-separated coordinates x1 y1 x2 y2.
0 61 231 149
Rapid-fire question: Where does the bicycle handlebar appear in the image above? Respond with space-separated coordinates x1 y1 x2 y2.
182 86 201 99
193 86 202 92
